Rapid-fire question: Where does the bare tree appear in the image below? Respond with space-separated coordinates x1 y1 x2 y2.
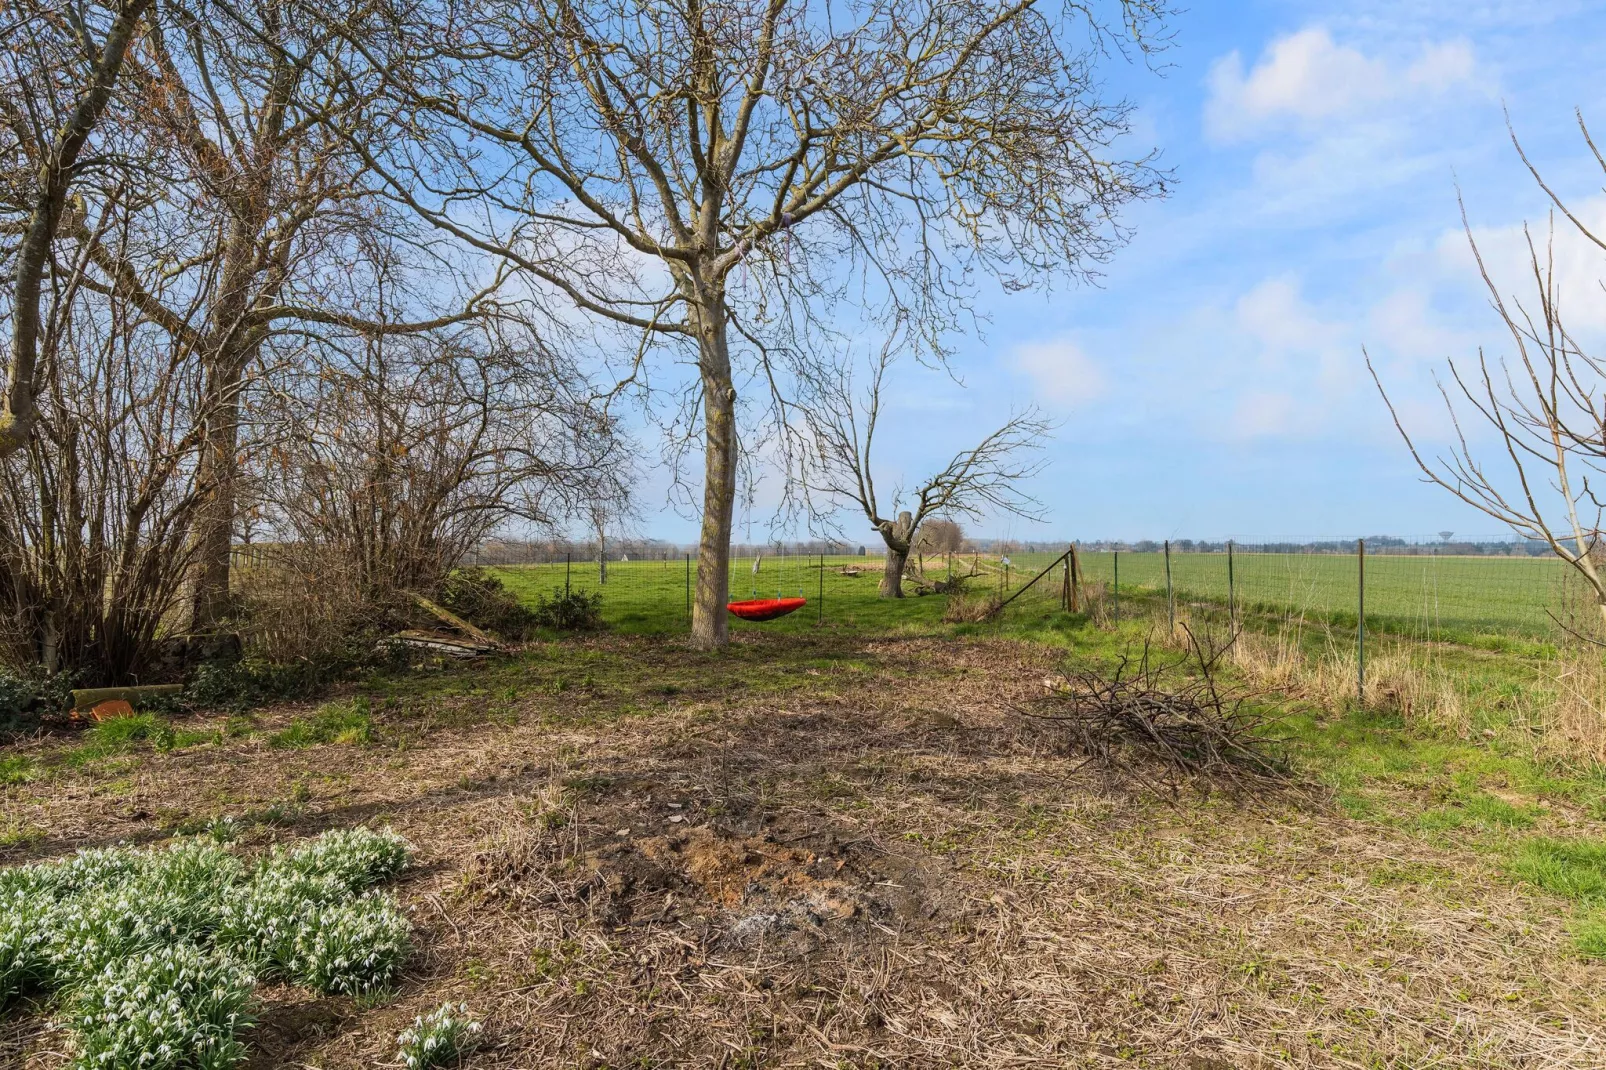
318 0 1169 646
915 517 966 554
78 0 499 630
1 0 153 458
802 344 1051 597
1371 114 1606 632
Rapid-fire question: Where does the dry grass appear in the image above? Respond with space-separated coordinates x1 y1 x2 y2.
943 593 1003 623
1 633 1603 1068
1542 653 1606 767
1228 627 1471 734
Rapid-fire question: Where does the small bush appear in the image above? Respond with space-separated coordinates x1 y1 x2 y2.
0 669 74 735
439 568 538 641
267 698 373 749
398 1001 482 1069
68 943 254 1070
527 587 604 631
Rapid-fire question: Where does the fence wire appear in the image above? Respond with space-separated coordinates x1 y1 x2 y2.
464 539 1576 643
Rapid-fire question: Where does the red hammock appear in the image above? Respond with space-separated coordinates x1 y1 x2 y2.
727 597 807 622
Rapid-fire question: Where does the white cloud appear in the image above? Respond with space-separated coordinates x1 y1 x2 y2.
1012 338 1108 407
1231 390 1300 438
1366 287 1475 365
1205 28 1479 143
1235 276 1343 358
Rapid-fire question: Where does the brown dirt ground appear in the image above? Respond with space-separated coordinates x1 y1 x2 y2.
2 633 1604 1068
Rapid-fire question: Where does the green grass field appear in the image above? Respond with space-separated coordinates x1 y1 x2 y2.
1078 549 1570 641
493 548 1572 643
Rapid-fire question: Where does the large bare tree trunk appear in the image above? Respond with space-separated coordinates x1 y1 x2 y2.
691 292 736 649
877 511 915 598
189 219 260 632
190 363 243 630
880 548 908 598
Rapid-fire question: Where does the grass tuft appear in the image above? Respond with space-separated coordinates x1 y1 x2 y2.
1507 838 1606 902
268 698 372 749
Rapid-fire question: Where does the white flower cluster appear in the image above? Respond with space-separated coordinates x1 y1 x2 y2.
216 827 414 995
396 1001 482 1070
2 838 244 999
218 873 411 995
216 867 349 974
291 893 412 996
280 826 411 892
68 943 254 1070
0 825 415 1066
0 884 53 1003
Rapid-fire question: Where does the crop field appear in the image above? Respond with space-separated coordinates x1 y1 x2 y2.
1078 550 1571 641
493 548 1573 642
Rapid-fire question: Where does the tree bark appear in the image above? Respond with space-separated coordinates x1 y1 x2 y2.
690 289 736 649
189 367 242 630
189 216 261 632
877 510 915 598
880 547 908 598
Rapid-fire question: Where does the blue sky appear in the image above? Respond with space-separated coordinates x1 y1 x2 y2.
637 1 1606 545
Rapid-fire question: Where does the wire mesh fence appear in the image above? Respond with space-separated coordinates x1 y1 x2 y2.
469 537 1579 644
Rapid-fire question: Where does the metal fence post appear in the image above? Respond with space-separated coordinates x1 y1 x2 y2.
817 552 824 625
1227 540 1236 636
1070 543 1081 612
1164 540 1174 633
565 552 572 598
1358 538 1366 705
684 552 691 626
1113 550 1119 623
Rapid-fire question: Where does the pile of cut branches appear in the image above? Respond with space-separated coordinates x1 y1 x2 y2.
1022 630 1292 794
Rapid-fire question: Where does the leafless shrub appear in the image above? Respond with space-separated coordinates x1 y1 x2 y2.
254 330 628 607
1024 632 1292 794
230 545 379 664
0 211 212 683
